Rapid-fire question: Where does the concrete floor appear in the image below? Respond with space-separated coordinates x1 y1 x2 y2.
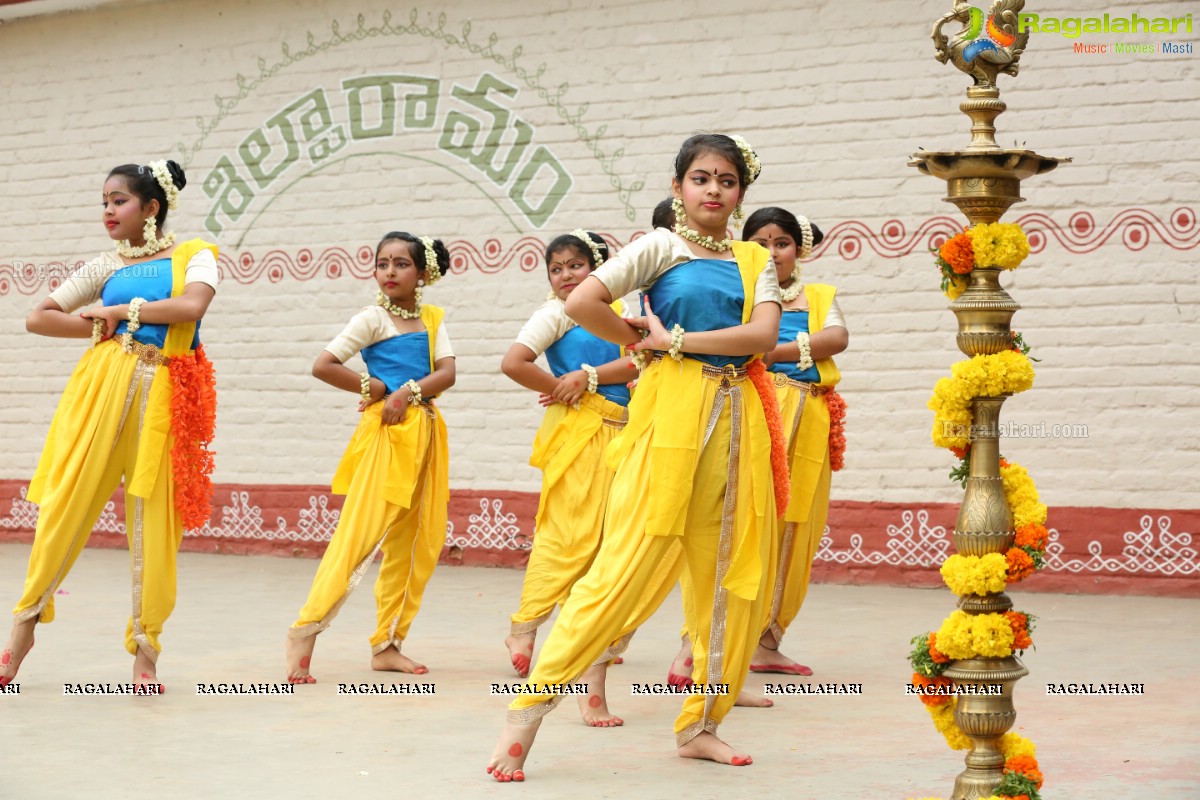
0 542 1196 800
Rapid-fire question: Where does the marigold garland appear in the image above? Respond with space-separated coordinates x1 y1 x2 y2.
826 388 847 471
746 359 790 513
1000 460 1048 530
929 351 1036 450
969 223 1031 270
920 221 1044 799
935 609 1015 660
167 345 218 530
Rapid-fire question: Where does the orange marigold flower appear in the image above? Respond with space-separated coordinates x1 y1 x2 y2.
1005 547 1036 582
1004 611 1032 651
747 360 790 512
940 232 975 274
998 457 1010 469
928 633 951 664
1015 523 1048 551
911 672 953 707
1004 755 1044 790
826 389 847 472
949 445 969 460
168 345 218 530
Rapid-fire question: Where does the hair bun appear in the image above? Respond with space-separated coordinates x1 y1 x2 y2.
166 160 187 192
432 239 451 278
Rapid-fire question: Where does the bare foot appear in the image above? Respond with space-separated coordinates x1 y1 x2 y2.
486 718 542 782
505 632 535 678
734 690 773 708
576 663 623 727
677 730 752 766
749 642 812 676
0 618 36 686
371 644 428 675
132 649 163 695
285 634 318 684
667 636 694 688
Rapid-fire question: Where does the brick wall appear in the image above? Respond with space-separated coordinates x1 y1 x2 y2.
0 0 1196 590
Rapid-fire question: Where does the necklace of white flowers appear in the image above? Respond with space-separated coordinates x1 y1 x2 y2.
779 215 814 304
672 135 762 252
116 160 178 259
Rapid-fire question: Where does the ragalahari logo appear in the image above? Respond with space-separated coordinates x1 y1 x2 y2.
959 6 1018 62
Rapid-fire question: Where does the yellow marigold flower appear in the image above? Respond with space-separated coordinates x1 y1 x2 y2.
1000 732 1038 759
928 700 973 750
969 222 1030 270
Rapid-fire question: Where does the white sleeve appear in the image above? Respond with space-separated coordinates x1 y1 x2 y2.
514 302 572 357
591 228 688 298
754 258 782 306
183 248 219 290
47 254 115 312
433 323 454 361
825 297 847 331
324 307 388 363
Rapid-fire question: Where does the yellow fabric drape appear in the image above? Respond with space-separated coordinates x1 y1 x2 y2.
292 305 450 650
512 393 626 632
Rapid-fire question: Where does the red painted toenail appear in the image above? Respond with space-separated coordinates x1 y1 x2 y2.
508 742 523 758
299 656 311 669
588 695 602 708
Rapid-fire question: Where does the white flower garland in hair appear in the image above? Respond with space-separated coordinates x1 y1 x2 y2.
570 229 606 267
419 236 443 286
731 135 762 185
147 160 180 210
796 215 814 260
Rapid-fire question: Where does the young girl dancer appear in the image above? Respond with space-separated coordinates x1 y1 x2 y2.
745 207 846 676
501 231 632 726
2 160 217 692
665 208 847 682
285 232 453 682
487 133 788 781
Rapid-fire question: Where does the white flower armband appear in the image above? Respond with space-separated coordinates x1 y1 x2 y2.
581 363 599 394
668 324 686 362
403 379 423 405
795 331 814 371
127 297 146 333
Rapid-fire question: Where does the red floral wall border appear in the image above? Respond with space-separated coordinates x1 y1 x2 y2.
0 480 1195 597
2 207 1196 295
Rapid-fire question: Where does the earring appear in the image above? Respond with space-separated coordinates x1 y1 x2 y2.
671 197 687 229
417 279 425 287
732 204 745 228
142 217 159 247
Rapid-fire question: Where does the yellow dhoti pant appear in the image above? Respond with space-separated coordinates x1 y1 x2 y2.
509 359 774 743
15 339 184 661
761 377 833 643
511 393 627 637
289 400 449 653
